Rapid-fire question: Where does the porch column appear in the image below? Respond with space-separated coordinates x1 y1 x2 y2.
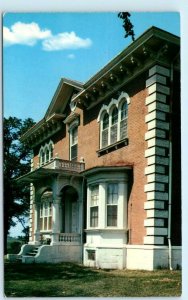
33 201 41 245
77 198 83 240
51 195 61 244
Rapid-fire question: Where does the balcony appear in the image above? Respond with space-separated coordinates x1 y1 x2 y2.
42 158 85 173
17 158 85 183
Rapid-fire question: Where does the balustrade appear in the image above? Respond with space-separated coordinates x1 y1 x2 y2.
39 232 81 244
42 158 85 173
59 233 81 243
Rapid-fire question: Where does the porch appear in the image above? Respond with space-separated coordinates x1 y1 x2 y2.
11 158 86 263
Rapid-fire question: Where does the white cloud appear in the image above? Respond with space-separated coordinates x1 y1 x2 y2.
42 31 92 51
3 22 51 46
3 23 92 52
67 54 75 59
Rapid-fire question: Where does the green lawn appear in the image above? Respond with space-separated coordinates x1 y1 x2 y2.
4 261 181 297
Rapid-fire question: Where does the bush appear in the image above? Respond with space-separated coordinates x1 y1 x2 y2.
7 241 22 254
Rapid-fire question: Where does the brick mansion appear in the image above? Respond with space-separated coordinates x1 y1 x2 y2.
8 26 181 270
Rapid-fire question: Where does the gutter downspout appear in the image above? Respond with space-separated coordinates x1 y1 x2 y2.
168 51 180 270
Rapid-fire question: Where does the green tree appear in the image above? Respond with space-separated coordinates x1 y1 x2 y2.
4 117 35 254
118 12 135 41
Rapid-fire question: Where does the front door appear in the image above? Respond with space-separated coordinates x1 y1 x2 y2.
62 186 78 233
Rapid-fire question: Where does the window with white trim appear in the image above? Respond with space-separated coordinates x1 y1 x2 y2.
90 185 99 227
70 126 78 161
98 93 129 150
101 112 109 148
107 183 118 227
39 141 54 166
40 192 53 231
110 106 118 144
120 101 128 140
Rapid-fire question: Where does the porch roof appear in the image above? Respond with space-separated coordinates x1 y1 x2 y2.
81 165 133 176
16 158 85 183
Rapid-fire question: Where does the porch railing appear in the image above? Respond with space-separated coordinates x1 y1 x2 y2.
59 233 81 243
42 158 85 173
39 232 81 244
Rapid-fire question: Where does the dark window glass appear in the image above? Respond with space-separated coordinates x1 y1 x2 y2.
102 113 109 130
90 207 98 227
107 206 117 226
121 101 128 120
111 107 118 125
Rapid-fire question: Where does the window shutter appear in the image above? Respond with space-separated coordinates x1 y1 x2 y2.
110 124 118 144
120 118 128 139
102 128 109 148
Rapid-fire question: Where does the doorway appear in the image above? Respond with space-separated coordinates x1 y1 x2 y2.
61 186 79 233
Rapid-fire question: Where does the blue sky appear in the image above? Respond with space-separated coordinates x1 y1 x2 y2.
3 12 180 124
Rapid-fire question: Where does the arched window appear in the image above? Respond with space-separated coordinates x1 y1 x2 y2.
110 107 118 144
98 92 129 150
41 150 45 166
102 112 109 130
120 100 128 139
46 148 50 162
49 143 53 161
111 107 118 125
101 112 109 148
39 141 54 166
121 101 128 120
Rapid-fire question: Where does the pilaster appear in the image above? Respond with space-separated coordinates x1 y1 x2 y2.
51 196 61 244
33 201 41 245
144 64 170 245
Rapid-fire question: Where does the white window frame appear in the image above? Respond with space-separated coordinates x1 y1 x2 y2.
110 105 118 145
40 199 53 231
101 112 109 148
106 183 119 227
70 125 78 161
39 140 54 166
97 92 130 149
90 185 99 228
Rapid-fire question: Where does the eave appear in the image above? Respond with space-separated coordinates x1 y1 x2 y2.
45 77 83 119
71 26 180 110
20 113 65 147
81 165 133 177
21 78 83 147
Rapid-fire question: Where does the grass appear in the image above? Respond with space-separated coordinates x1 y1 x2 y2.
4 261 181 297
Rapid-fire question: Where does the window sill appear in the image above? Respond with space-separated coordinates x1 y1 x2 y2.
85 228 128 233
96 138 128 157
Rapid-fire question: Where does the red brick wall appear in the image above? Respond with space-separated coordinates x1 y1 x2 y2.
77 74 148 244
32 73 149 245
